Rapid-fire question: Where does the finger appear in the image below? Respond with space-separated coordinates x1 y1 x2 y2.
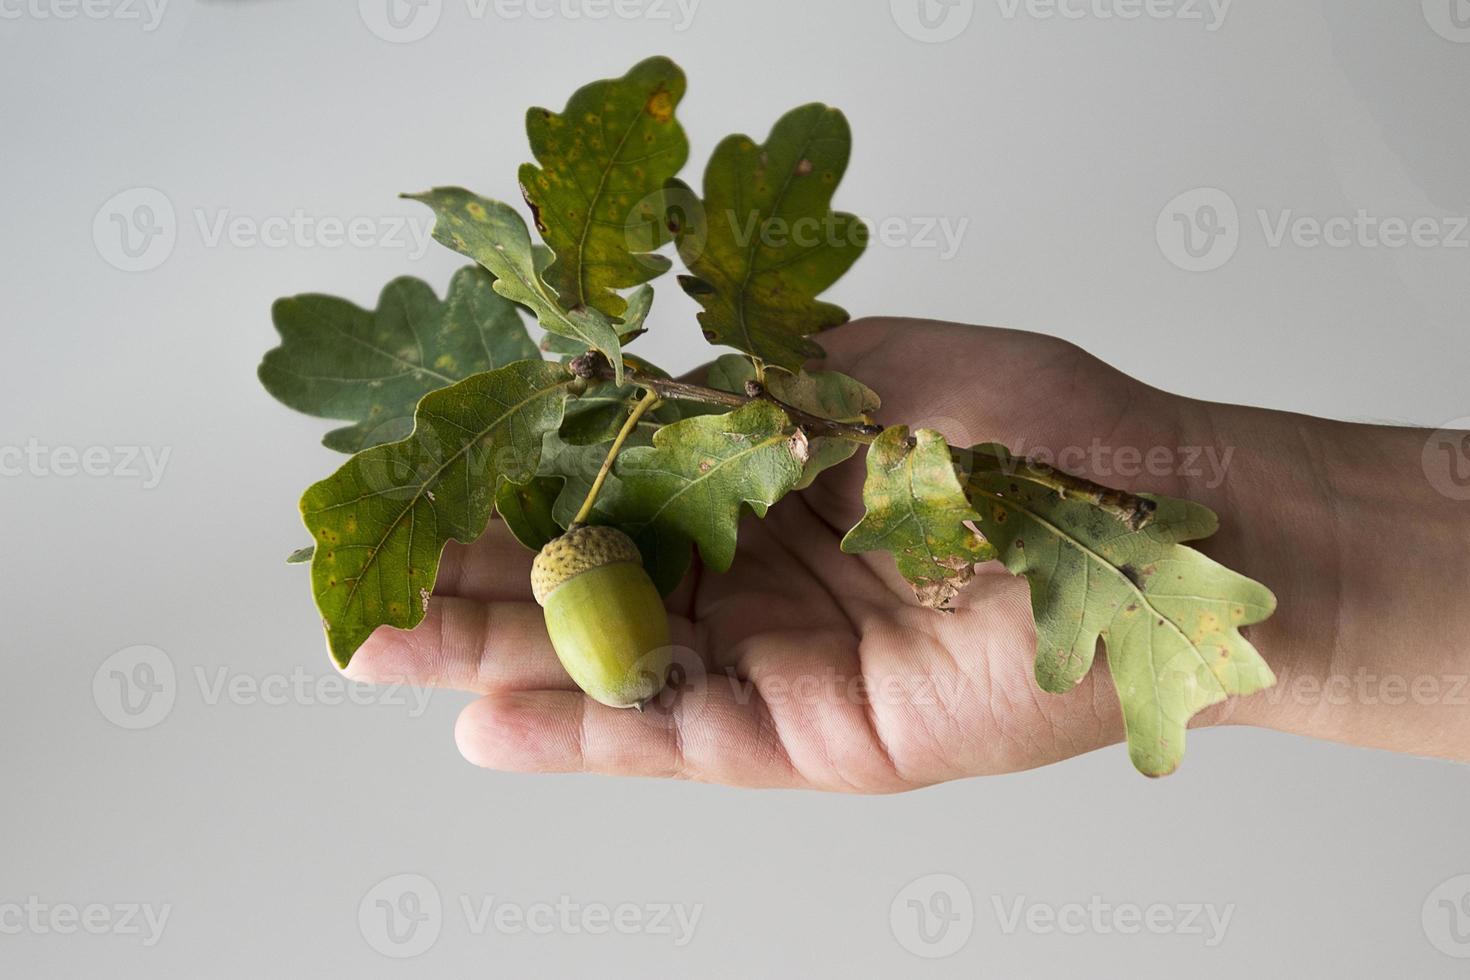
345 596 576 695
434 523 537 602
454 686 805 789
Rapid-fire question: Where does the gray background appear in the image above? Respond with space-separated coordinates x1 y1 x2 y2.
3 0 1469 976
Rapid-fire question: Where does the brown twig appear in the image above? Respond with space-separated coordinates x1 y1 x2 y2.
570 352 884 443
962 446 1158 530
566 351 1157 529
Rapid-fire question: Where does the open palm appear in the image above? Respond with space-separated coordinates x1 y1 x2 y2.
347 318 1199 790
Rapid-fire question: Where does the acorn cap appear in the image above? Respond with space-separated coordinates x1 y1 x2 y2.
531 525 643 606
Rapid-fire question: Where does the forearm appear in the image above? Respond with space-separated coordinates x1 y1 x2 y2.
1180 399 1470 760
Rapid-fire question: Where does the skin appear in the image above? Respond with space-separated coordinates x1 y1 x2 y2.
345 318 1470 790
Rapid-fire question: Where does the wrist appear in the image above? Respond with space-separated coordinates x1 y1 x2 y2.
1181 400 1470 758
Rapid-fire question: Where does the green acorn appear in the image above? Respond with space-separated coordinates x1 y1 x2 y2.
532 525 672 709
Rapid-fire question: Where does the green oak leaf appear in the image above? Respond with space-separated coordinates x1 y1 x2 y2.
286 546 315 565
536 413 661 527
302 360 572 666
841 427 993 608
705 354 879 488
260 268 538 452
558 382 637 446
495 476 565 551
520 56 688 320
600 401 807 590
961 443 1277 776
533 421 695 593
404 188 625 382
672 103 866 371
540 284 655 358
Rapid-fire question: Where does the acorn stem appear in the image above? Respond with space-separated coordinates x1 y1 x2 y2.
571 389 661 528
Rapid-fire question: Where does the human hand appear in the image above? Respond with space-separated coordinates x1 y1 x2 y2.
345 317 1470 787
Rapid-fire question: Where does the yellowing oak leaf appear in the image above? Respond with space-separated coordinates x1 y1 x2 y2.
302 360 572 666
842 427 992 608
404 188 626 382
520 56 688 320
672 103 865 372
962 443 1277 776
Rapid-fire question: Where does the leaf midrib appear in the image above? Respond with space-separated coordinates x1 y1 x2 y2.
629 431 793 533
319 375 571 619
568 99 649 308
731 118 825 360
988 491 1229 699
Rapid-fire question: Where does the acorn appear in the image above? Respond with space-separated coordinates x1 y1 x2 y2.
531 525 672 709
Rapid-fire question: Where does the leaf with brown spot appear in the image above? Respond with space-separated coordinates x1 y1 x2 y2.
841 427 993 608
519 56 689 320
959 442 1277 777
404 188 627 382
301 360 572 666
671 103 866 371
